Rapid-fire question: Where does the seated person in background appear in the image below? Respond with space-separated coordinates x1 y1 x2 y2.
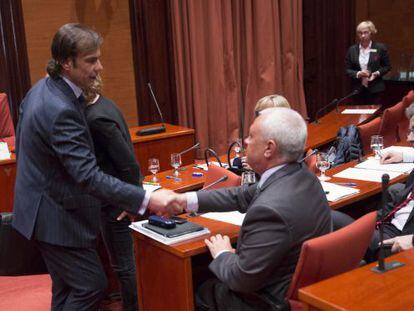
0 93 16 151
384 234 414 253
172 108 332 310
84 77 141 310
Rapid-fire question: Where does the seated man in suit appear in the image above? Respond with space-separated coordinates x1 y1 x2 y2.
172 107 332 310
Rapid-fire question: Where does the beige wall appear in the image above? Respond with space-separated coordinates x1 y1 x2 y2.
355 0 414 77
22 0 138 125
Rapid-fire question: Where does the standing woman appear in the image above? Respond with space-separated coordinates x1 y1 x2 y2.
345 20 391 105
84 77 141 311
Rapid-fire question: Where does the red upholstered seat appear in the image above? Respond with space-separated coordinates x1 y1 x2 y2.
357 117 381 155
304 149 317 174
0 93 15 150
379 102 406 146
286 212 376 310
0 274 52 310
203 164 241 189
402 90 414 107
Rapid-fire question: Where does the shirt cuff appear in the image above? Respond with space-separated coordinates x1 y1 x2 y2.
185 192 199 213
403 150 414 163
138 191 150 215
214 250 231 259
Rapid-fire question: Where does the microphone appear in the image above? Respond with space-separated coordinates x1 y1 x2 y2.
372 174 405 273
179 142 200 156
137 83 166 136
203 175 228 190
204 148 223 167
314 90 360 124
334 89 360 112
299 149 318 163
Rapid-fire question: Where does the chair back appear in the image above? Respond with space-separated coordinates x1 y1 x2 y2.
379 103 405 146
357 117 381 155
286 211 376 304
203 164 241 190
402 90 414 107
0 93 15 149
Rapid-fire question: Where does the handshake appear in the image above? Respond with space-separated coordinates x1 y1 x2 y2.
118 189 188 221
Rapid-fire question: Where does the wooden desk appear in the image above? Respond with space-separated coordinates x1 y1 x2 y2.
306 105 379 150
0 123 195 212
133 215 240 311
298 248 414 310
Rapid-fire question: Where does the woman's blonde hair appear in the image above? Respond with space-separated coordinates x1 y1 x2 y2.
356 20 377 35
83 75 103 103
254 94 290 114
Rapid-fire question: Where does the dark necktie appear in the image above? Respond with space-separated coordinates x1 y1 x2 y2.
377 189 414 226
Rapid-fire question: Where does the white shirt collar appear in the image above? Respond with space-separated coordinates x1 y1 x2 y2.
60 75 83 99
258 163 287 188
359 41 372 51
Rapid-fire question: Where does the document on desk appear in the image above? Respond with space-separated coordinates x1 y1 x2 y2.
341 109 377 114
129 220 210 245
355 158 414 173
0 142 11 160
333 167 402 182
321 181 360 202
143 183 162 192
201 211 245 226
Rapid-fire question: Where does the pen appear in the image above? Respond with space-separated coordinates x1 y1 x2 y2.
143 181 160 186
325 191 330 194
334 182 357 187
166 175 182 182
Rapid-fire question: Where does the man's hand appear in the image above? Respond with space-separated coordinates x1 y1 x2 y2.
117 211 136 222
148 189 188 216
383 235 414 253
204 234 235 258
368 71 379 82
357 70 370 78
380 151 403 164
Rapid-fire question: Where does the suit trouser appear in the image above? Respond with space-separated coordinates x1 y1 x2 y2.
37 241 107 311
100 206 138 311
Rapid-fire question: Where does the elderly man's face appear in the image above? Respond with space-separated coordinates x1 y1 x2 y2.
407 116 414 145
244 117 268 174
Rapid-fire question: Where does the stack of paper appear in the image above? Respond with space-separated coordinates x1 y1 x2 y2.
201 211 245 226
341 109 376 114
320 181 360 202
334 167 401 182
129 220 210 245
0 142 11 160
355 158 414 174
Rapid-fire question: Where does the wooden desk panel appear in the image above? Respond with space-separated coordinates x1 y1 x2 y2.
298 248 414 310
0 154 16 212
306 105 380 150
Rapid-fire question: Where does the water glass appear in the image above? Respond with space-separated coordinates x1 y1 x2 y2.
242 170 256 185
148 158 160 182
171 153 182 176
370 135 384 160
316 152 331 181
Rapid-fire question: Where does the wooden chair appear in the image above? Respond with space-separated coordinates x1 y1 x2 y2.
379 103 406 146
203 164 241 190
0 93 15 150
286 212 377 310
357 117 381 155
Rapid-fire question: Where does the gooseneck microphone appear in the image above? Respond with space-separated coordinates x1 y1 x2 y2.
299 149 318 163
179 142 200 156
314 89 360 124
204 148 223 167
137 83 166 136
203 175 228 190
372 173 405 273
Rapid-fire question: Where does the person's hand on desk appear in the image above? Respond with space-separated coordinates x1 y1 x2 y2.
383 234 414 253
205 234 235 259
380 151 403 164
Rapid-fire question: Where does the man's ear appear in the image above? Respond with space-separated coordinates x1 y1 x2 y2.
264 139 277 158
61 58 72 71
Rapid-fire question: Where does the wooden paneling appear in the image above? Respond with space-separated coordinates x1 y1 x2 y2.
21 0 139 126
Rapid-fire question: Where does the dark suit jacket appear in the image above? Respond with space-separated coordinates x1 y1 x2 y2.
345 41 391 93
85 95 143 212
197 163 332 305
12 77 145 248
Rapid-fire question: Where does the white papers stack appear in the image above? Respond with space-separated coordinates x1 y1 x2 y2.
333 167 401 183
143 183 161 192
355 158 414 174
193 162 229 171
341 109 377 114
320 181 360 202
201 211 245 226
0 142 11 160
129 220 210 245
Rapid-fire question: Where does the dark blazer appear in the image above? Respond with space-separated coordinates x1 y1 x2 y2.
85 95 143 210
197 163 332 305
345 41 391 93
12 77 145 248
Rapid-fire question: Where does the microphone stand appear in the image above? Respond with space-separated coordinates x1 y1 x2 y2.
314 99 338 124
203 175 228 190
179 142 200 156
335 89 360 112
372 174 405 273
298 148 318 163
204 148 223 167
137 83 166 136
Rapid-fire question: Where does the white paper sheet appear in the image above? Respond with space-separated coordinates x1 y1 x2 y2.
143 183 162 192
341 109 377 114
320 181 360 202
0 142 11 160
355 158 414 174
201 211 245 226
333 167 402 183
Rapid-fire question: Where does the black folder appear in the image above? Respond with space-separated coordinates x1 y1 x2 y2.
142 221 205 238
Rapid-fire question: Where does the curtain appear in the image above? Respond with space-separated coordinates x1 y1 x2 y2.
170 0 305 155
